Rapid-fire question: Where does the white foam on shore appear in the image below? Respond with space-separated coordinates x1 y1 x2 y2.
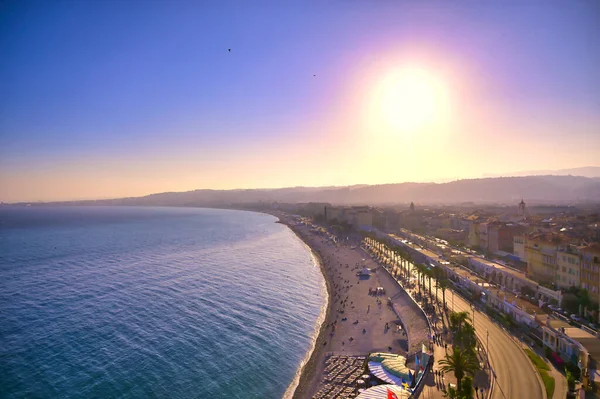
282 233 329 399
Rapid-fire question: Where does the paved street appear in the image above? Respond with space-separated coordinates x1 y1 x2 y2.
442 288 545 399
372 235 547 399
366 237 547 399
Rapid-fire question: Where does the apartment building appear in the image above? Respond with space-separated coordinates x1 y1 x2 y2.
467 216 481 248
580 244 600 305
542 318 598 388
479 222 490 251
555 246 581 289
525 233 563 285
514 235 526 262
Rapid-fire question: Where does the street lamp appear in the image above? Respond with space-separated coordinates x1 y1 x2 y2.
485 328 490 367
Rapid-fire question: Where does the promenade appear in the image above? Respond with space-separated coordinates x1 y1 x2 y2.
371 232 546 399
280 217 430 399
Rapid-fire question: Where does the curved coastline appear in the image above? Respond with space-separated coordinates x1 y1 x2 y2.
277 217 335 399
281 232 330 399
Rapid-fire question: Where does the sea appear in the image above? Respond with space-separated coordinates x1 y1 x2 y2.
0 206 326 399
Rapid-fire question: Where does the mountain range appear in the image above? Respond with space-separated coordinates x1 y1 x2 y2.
31 175 600 207
483 166 600 179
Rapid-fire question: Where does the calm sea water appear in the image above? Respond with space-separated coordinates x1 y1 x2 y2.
0 206 325 399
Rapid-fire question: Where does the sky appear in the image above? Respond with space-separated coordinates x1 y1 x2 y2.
1 1 599 202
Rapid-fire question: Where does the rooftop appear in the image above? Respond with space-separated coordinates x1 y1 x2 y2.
565 328 600 361
489 288 546 316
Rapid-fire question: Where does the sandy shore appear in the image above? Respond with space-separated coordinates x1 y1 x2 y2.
275 214 429 399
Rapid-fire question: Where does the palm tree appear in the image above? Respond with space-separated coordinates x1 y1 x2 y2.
438 279 450 310
449 311 471 336
460 322 477 350
405 252 413 280
414 264 424 292
439 347 480 392
420 264 428 294
426 267 433 297
432 268 444 303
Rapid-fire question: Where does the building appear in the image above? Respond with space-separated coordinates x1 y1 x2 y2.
467 216 481 248
555 246 581 289
525 233 563 285
469 256 562 305
325 206 341 222
384 210 400 232
580 244 600 305
302 202 330 217
372 209 386 230
345 206 372 229
519 199 528 220
514 235 526 262
479 222 490 252
485 287 544 328
542 318 599 388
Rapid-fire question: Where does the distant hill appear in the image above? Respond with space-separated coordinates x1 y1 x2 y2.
26 175 600 207
483 166 600 178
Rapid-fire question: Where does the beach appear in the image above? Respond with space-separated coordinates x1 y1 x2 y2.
276 214 429 399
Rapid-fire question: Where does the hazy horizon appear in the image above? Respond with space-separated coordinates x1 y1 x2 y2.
4 168 600 204
2 1 599 203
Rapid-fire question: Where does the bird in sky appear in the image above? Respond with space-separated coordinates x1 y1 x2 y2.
228 48 231 52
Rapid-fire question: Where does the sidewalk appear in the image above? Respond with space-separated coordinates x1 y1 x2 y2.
529 343 568 399
420 317 457 399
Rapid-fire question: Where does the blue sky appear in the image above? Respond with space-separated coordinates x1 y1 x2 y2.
1 1 599 201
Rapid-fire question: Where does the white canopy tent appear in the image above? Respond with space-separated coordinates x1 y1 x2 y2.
355 384 411 399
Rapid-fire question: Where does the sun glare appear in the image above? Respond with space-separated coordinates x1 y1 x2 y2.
368 66 452 138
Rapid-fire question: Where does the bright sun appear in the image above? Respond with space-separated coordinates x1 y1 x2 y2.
369 66 451 136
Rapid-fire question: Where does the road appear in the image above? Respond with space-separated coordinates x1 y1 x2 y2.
439 286 545 399
368 238 545 399
373 233 547 399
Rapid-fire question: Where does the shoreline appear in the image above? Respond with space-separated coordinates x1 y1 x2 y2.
275 213 430 399
278 218 335 399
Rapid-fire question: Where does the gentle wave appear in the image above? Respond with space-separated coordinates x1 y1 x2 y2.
0 206 325 399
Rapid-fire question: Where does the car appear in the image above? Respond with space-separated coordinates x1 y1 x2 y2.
570 314 583 322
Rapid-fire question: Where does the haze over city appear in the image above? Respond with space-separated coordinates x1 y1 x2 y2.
4 3 600 399
1 1 599 203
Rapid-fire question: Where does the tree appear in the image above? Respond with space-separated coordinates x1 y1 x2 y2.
432 268 444 303
414 263 423 291
443 385 459 399
426 267 433 297
438 279 451 310
460 322 477 350
449 311 471 334
566 369 576 392
439 347 480 392
461 376 475 399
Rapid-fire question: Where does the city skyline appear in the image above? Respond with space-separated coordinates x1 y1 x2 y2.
2 1 600 202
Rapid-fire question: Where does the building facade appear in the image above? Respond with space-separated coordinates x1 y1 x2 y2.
580 244 600 305
541 318 597 388
555 247 581 289
467 217 481 248
514 235 526 262
525 233 562 285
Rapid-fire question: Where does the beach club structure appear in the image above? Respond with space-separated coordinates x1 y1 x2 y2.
355 384 410 399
